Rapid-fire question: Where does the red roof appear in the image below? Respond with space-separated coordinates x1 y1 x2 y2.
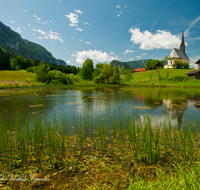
133 68 146 72
185 70 200 75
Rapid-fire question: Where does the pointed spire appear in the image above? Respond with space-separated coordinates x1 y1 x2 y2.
180 28 185 54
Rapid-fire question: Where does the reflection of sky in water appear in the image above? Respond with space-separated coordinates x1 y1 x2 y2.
0 87 200 129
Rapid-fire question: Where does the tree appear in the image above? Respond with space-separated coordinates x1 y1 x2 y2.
172 61 189 69
83 58 94 72
123 69 133 81
94 63 104 77
80 65 93 80
34 64 50 83
109 66 120 84
144 60 164 70
101 63 113 83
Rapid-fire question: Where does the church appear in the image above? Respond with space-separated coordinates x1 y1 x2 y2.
165 30 189 68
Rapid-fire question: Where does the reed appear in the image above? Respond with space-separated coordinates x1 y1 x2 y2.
0 111 200 189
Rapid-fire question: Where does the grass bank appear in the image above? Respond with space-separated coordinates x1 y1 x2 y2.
0 70 43 89
0 112 199 189
121 68 200 87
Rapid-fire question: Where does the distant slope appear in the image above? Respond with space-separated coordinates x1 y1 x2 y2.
0 21 66 65
110 59 150 71
124 59 150 70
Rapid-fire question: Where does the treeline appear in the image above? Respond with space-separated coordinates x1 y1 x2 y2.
0 47 80 75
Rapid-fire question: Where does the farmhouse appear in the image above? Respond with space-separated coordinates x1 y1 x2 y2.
194 59 200 69
133 68 146 73
166 30 189 68
185 59 200 80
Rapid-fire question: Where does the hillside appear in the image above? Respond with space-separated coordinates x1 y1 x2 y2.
110 59 150 71
0 21 66 65
124 59 150 70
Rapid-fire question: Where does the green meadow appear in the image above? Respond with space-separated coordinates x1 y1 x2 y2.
0 112 199 189
0 70 43 89
121 68 200 87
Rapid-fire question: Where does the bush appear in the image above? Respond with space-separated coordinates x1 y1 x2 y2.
80 65 93 80
171 76 192 82
144 60 164 70
172 61 189 69
48 70 73 85
94 74 105 84
26 67 34 73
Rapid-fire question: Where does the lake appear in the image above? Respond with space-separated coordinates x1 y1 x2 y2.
0 86 200 130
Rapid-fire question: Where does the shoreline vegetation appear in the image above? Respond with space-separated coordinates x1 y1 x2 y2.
0 68 200 90
0 113 199 189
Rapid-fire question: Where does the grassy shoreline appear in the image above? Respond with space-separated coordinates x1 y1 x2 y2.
1 69 200 90
0 112 199 189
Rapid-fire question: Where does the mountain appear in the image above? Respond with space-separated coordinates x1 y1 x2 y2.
110 59 150 71
57 59 67 66
0 21 66 65
124 59 150 70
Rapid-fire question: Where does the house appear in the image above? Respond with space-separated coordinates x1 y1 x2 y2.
185 70 200 80
133 68 146 73
166 30 189 68
194 59 200 69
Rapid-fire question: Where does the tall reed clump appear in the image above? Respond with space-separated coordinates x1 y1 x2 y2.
0 111 199 188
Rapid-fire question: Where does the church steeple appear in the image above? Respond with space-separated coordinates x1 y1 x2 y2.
180 29 185 54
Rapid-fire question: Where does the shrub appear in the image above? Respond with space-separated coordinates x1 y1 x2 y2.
172 61 189 69
171 76 192 82
26 67 34 73
94 74 105 84
48 70 73 85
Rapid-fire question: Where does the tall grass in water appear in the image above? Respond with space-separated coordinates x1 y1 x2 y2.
0 112 200 189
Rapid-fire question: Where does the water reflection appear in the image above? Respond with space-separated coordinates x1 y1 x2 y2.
0 86 200 129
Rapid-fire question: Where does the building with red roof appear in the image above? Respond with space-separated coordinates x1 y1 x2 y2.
133 68 146 73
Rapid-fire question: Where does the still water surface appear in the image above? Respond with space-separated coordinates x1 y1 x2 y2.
0 86 200 129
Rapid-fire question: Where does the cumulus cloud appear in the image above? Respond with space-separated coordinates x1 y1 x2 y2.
109 52 114 55
141 53 146 55
10 21 16 24
76 28 83 31
73 50 120 64
136 56 142 58
123 49 134 54
130 58 133 61
116 5 120 8
32 28 64 42
86 42 91 44
129 27 181 50
65 13 79 27
74 9 84 14
117 14 120 17
124 5 127 8
66 60 71 63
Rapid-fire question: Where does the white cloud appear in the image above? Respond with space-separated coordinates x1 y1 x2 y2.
129 27 181 50
10 21 16 24
130 58 133 61
66 60 71 63
37 29 46 35
28 24 30 26
32 28 64 42
65 13 79 27
73 50 120 64
136 56 142 58
119 11 122 14
124 5 127 8
74 9 84 14
123 49 134 54
76 28 83 31
141 53 146 55
36 17 41 21
34 15 37 17
86 42 91 44
84 22 91 25
16 27 21 33
58 0 62 2
117 14 120 17
116 5 120 8
109 52 114 55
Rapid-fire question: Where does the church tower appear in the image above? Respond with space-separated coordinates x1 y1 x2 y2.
180 29 185 54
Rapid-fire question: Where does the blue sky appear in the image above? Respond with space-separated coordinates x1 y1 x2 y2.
0 0 200 68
